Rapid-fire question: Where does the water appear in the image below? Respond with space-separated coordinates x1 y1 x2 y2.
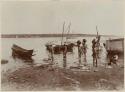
1 36 112 72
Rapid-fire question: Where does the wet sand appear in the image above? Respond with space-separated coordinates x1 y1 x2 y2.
1 58 124 91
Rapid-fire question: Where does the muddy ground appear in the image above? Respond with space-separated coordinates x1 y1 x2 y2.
1 60 124 91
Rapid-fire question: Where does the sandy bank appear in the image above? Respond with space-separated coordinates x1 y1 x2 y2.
1 62 124 91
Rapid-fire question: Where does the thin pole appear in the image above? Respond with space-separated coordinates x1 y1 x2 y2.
61 22 65 45
96 25 99 66
66 22 71 42
96 25 98 37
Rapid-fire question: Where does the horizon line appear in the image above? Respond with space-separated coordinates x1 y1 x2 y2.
0 33 123 38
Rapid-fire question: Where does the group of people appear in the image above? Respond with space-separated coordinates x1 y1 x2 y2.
76 36 101 67
47 35 119 68
77 39 88 66
47 36 101 68
76 36 119 68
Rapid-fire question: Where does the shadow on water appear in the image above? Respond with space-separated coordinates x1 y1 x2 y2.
1 59 9 64
13 57 35 66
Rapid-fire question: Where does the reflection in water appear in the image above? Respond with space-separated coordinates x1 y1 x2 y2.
1 37 111 72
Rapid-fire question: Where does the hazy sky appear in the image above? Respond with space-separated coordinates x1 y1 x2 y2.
1 0 124 36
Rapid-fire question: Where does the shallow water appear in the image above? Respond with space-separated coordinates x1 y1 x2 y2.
1 36 114 72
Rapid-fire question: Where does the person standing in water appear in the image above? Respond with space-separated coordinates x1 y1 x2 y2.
81 39 88 66
92 38 98 67
96 35 101 58
62 42 67 68
101 43 108 64
77 40 82 64
49 45 54 64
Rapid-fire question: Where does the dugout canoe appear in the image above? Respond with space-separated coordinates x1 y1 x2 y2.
11 44 34 59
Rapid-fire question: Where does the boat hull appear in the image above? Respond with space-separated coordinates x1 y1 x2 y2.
106 38 124 55
12 44 34 60
46 43 74 54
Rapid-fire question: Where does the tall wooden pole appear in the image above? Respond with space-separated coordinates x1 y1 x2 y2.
96 25 98 37
66 22 71 42
61 22 65 45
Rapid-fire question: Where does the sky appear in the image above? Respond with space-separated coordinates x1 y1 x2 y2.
1 0 125 36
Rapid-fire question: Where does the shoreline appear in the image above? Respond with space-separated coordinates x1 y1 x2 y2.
1 59 124 91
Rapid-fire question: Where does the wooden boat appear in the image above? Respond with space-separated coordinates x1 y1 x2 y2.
11 44 34 59
106 38 124 55
45 41 74 54
45 22 75 54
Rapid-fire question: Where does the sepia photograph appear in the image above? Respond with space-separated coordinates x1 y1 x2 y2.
0 0 124 91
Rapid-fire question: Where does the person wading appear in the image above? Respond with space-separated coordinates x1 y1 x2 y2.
77 40 82 65
49 45 54 64
62 42 67 68
96 35 101 59
101 43 108 65
92 38 98 67
81 39 88 66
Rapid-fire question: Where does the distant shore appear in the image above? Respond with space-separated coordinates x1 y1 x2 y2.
0 34 120 38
